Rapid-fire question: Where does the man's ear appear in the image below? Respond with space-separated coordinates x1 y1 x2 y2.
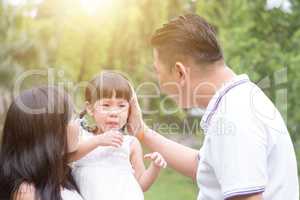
174 62 187 86
85 101 93 116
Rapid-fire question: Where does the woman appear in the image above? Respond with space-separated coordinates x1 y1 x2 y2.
0 86 83 200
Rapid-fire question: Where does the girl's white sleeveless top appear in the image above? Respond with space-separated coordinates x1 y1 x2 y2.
71 128 144 200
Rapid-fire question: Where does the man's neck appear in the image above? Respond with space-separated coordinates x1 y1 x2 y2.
193 64 236 108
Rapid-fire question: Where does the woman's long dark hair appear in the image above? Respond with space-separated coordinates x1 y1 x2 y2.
0 86 79 200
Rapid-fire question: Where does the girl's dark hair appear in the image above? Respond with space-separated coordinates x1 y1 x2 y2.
0 86 79 200
80 72 132 133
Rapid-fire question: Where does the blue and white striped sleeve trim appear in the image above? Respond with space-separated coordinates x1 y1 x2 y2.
224 186 265 199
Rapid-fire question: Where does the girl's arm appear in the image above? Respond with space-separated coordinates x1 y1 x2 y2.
68 130 124 162
130 137 167 192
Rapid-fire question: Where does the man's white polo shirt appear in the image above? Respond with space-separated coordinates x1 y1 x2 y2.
196 74 299 200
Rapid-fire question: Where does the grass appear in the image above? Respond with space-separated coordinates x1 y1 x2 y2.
144 167 198 200
142 133 201 200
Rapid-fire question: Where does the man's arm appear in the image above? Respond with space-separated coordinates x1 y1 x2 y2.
127 85 199 180
142 128 199 180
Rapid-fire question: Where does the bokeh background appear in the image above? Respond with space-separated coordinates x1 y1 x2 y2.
0 0 300 199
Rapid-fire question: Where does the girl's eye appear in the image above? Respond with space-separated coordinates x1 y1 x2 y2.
102 104 110 107
119 104 126 108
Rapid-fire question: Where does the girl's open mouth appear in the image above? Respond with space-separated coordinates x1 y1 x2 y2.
106 121 119 128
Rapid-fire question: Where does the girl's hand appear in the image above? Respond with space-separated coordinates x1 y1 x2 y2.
13 183 35 200
97 130 124 148
144 152 167 169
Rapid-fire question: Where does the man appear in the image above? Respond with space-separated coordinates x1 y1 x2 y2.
128 14 299 200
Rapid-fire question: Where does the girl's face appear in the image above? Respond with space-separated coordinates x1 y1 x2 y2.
89 96 130 132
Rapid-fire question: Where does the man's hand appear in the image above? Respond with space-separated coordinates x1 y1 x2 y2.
127 84 148 136
127 84 198 180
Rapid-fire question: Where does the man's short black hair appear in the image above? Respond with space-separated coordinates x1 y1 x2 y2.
151 14 223 67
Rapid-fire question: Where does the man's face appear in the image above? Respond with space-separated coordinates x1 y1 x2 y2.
153 49 185 107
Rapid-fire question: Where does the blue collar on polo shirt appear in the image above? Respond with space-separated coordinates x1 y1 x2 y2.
200 74 250 133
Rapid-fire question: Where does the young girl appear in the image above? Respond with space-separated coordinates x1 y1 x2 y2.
70 72 167 200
